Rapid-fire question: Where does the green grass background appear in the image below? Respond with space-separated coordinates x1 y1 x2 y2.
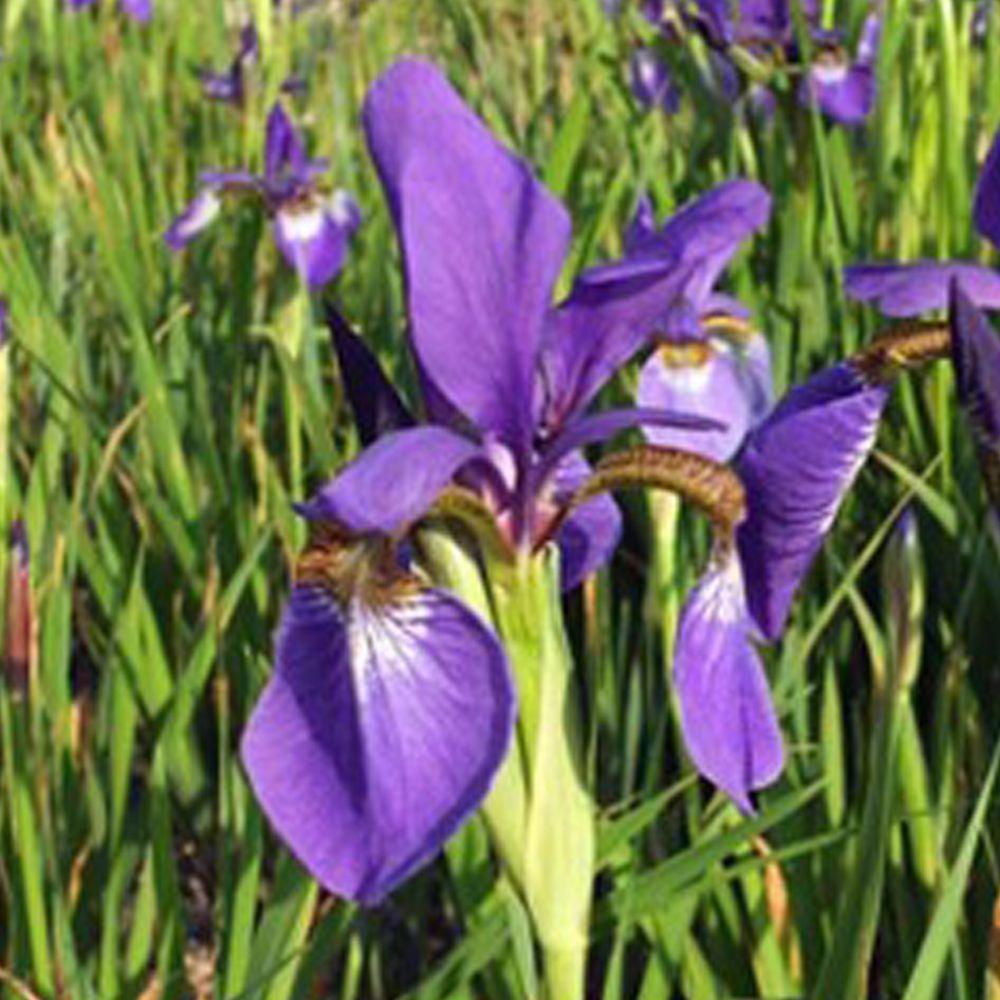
1 0 1000 996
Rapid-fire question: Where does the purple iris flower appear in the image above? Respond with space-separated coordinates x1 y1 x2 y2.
165 104 359 287
846 126 1000 315
0 298 8 347
618 185 774 462
66 0 151 21
801 16 881 124
241 58 744 903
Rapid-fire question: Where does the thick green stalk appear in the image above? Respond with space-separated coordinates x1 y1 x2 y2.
491 551 594 1000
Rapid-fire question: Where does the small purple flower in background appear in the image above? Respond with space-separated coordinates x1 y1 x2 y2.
630 47 681 114
626 0 881 125
165 104 359 287
802 16 881 124
241 57 742 901
198 24 308 107
66 0 151 22
0 298 8 347
199 24 258 105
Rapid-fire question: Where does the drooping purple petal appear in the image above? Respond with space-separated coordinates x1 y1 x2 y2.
242 582 514 904
363 57 572 453
297 426 479 533
327 308 414 446
804 55 874 124
548 452 622 590
973 127 1000 251
844 261 1000 316
737 362 890 640
630 48 681 115
164 187 222 251
637 341 758 462
273 191 360 287
950 283 1000 499
674 552 784 812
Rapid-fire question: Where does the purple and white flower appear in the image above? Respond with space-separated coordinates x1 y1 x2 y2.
165 104 359 287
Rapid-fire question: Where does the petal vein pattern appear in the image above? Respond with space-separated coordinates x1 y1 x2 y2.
242 583 515 904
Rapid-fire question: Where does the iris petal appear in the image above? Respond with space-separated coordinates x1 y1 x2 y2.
973 127 1000 251
674 553 784 812
273 191 360 287
549 452 622 591
242 582 515 904
296 426 479 535
844 261 1000 315
363 58 572 454
737 362 890 640
164 187 222 251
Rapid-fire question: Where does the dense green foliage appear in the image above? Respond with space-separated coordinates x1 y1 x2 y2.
1 0 1000 996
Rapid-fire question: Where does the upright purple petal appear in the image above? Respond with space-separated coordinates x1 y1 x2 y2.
973 127 1000 251
548 452 622 590
637 340 760 462
242 582 514 903
844 261 1000 316
273 191 360 287
630 48 681 115
674 553 784 812
950 283 1000 507
363 58 572 453
737 362 890 640
327 308 414 446
265 104 310 189
164 187 222 251
297 426 479 533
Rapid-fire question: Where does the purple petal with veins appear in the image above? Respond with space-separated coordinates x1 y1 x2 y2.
675 552 784 812
737 362 890 640
296 426 479 534
845 261 1000 315
242 582 514 904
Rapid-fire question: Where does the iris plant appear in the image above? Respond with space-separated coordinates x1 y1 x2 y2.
630 0 880 124
165 104 359 287
199 24 306 106
241 57 893 999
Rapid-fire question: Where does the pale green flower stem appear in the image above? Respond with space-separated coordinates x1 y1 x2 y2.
419 532 594 1000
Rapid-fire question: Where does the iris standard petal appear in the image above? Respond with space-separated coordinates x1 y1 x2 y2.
363 57 572 453
549 452 622 590
296 426 479 534
242 582 515 904
844 261 1000 315
265 103 310 188
273 191 360 287
674 553 784 812
327 308 414 446
737 362 890 640
637 342 754 463
973 127 1000 250
950 283 1000 506
164 187 222 251
630 48 681 114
